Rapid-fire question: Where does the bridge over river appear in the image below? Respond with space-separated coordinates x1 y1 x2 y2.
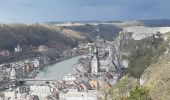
0 55 84 90
26 55 84 84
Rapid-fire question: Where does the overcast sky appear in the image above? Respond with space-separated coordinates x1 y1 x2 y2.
0 0 170 23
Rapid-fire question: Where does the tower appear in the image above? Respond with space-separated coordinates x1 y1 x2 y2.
109 44 113 61
10 65 16 80
91 55 98 75
91 46 99 75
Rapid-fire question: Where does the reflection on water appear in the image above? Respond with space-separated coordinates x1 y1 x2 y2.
27 55 82 84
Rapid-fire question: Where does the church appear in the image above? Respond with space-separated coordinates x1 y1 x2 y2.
91 47 99 75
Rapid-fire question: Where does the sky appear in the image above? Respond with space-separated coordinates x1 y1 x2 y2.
0 0 170 23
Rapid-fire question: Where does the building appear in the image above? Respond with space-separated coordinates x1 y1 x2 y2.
14 44 22 52
89 80 99 88
0 50 10 57
4 91 17 100
32 59 40 68
122 26 170 40
38 45 49 52
100 82 112 92
91 46 99 75
59 89 98 100
63 74 76 82
29 85 51 100
10 65 16 80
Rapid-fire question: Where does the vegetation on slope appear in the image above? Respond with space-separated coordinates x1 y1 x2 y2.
0 24 76 51
109 76 138 99
63 24 122 41
127 86 151 100
110 33 170 100
140 33 170 99
125 34 165 78
0 23 121 51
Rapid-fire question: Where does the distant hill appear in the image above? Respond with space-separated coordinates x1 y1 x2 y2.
59 24 122 41
2 19 170 51
139 19 170 27
0 23 121 51
0 24 76 51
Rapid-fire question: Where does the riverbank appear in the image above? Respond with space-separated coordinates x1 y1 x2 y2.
29 53 87 79
41 53 86 69
25 54 85 85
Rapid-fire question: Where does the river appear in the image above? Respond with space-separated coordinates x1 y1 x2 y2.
27 55 83 84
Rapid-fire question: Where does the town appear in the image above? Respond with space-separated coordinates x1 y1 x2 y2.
1 0 170 99
0 24 169 100
0 30 126 100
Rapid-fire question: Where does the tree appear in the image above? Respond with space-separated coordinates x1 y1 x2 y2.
127 86 151 100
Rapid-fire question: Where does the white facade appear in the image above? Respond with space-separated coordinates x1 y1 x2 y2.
123 26 170 40
32 59 40 68
29 85 51 100
4 91 17 99
99 60 110 72
91 55 98 75
10 66 16 80
59 89 98 100
122 60 129 68
63 74 76 82
15 44 22 52
38 45 49 52
123 26 170 34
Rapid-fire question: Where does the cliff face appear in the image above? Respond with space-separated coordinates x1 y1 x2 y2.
109 32 170 100
140 33 170 100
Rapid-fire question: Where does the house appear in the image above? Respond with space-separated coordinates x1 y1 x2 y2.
63 74 76 82
89 80 99 89
100 82 112 92
59 89 98 100
38 45 49 52
0 50 10 57
29 85 51 100
14 44 22 52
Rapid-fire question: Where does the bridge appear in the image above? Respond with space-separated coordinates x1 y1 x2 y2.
16 79 57 82
0 79 57 90
0 81 15 90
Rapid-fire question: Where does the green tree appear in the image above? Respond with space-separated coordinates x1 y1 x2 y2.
127 86 151 100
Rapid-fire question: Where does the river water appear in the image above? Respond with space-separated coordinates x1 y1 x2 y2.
33 55 83 82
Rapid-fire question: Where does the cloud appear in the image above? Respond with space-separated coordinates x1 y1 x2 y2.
0 0 169 23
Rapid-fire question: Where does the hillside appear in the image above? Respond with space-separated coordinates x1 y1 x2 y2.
47 23 122 41
0 23 121 51
109 32 170 100
140 53 170 100
139 33 170 99
0 24 76 51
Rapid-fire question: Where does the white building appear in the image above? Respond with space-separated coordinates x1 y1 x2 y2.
38 45 49 52
32 59 40 68
99 60 110 72
4 91 17 100
10 65 16 80
14 44 22 52
91 55 98 75
63 74 76 82
59 89 98 100
29 85 51 100
123 26 170 40
122 60 129 68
